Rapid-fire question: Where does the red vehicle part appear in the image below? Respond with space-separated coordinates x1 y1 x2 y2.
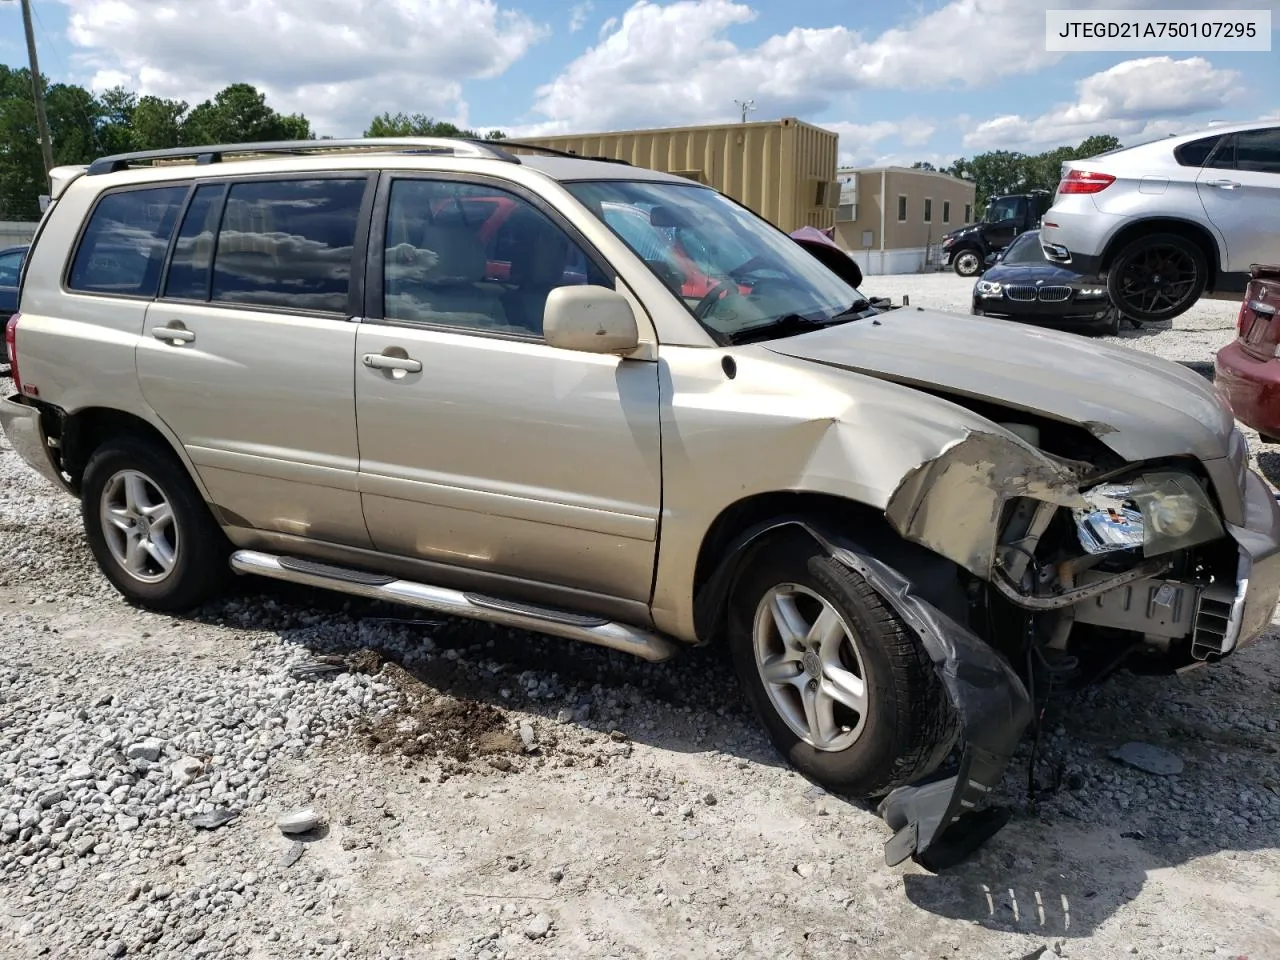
1214 265 1280 439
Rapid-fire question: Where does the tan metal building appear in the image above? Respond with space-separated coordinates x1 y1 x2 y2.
508 118 841 234
833 167 976 275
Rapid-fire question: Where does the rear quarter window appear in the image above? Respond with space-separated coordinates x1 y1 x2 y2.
1174 135 1223 167
67 185 188 297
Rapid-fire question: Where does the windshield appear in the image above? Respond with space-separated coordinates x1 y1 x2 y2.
984 196 1021 223
1000 233 1046 265
565 180 864 342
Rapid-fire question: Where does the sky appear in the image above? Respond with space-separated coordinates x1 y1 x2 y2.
1 0 1278 168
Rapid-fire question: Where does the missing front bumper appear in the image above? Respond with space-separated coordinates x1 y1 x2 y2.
816 538 1031 870
700 520 1032 871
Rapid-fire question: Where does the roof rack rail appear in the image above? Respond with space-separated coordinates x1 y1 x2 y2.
85 137 523 175
490 140 632 166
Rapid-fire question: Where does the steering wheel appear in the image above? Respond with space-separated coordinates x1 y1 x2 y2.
693 278 741 319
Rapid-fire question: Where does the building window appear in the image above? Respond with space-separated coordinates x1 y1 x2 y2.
942 201 951 224
964 203 972 223
836 202 855 222
923 198 933 223
897 195 907 222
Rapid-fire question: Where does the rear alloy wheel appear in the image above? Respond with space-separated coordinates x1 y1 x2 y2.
952 250 982 277
728 533 959 797
1106 233 1207 323
82 437 229 611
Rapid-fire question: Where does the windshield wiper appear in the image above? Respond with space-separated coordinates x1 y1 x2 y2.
723 301 881 345
829 298 876 320
722 313 830 345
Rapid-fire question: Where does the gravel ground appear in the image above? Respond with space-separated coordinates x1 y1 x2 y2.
1 277 1278 960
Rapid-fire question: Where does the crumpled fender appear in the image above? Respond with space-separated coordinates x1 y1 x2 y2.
694 515 1032 870
885 430 1088 578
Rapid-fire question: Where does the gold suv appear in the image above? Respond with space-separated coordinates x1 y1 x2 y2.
5 138 1279 870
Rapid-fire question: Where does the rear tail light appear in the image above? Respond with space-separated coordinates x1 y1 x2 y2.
1057 170 1116 195
4 313 19 395
1237 297 1252 336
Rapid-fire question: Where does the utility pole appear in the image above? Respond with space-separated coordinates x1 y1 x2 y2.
734 99 756 124
18 0 55 177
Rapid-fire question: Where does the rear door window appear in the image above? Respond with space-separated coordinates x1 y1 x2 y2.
163 183 227 301
210 178 367 313
68 185 188 297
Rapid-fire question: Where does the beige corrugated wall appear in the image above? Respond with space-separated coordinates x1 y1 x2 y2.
509 118 839 233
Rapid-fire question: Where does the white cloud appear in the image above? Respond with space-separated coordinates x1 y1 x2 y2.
569 1 593 32
825 119 938 167
525 0 1093 134
963 56 1245 150
57 0 548 135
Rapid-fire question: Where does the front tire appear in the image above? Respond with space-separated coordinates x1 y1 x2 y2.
728 533 959 797
82 437 229 611
1106 232 1207 323
952 250 982 277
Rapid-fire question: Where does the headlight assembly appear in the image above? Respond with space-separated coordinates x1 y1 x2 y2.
975 280 1003 298
1073 471 1224 557
1076 286 1107 298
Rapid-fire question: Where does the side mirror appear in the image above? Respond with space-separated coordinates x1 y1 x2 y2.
543 285 640 355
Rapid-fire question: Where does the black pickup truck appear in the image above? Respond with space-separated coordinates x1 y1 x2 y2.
940 190 1053 276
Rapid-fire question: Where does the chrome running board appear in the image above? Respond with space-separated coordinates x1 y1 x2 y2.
229 549 681 662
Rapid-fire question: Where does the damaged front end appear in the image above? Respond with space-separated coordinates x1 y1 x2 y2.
869 421 1280 869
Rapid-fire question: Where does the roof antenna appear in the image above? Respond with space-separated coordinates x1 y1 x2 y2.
734 99 757 124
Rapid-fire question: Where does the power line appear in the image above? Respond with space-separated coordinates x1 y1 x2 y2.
29 0 68 78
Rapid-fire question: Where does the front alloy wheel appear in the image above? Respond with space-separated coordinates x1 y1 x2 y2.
728 533 959 797
753 584 870 751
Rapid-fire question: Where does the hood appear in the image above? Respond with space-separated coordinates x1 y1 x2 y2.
763 309 1235 463
943 224 982 242
980 261 1089 284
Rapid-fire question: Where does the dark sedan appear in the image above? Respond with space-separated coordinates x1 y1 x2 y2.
971 231 1121 334
1 244 27 364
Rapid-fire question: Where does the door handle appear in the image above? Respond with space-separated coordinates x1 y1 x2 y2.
362 352 422 373
152 325 195 344
1204 179 1240 190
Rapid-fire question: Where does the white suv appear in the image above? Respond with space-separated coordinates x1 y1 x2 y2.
1040 122 1280 322
6 137 1280 871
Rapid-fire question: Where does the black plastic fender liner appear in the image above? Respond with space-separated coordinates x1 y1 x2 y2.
694 515 1032 869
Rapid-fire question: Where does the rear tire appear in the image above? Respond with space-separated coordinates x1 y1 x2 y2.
728 532 959 797
81 437 229 611
1106 232 1207 323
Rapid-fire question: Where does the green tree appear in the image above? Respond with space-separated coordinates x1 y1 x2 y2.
181 83 312 145
364 111 505 141
939 135 1124 213
96 86 137 155
130 96 188 150
1076 134 1122 158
